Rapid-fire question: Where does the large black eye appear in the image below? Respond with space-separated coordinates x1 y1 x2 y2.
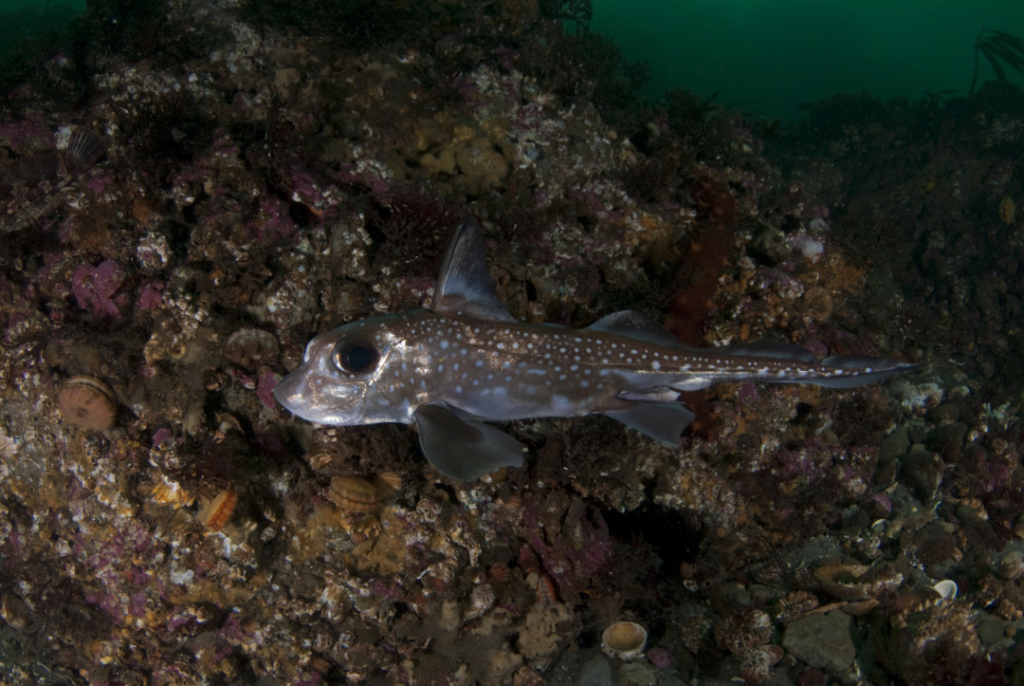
333 342 379 374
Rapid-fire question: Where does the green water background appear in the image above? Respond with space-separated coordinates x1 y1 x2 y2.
592 0 1024 118
0 0 84 59
3 1 1024 120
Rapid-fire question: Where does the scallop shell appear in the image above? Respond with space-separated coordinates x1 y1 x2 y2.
488 563 511 584
199 488 238 531
601 621 647 661
372 471 402 498
56 376 117 430
330 476 382 514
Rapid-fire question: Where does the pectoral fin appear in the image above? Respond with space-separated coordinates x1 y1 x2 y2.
413 404 525 481
603 402 695 446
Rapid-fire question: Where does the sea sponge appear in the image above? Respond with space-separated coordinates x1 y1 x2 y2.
454 137 510 195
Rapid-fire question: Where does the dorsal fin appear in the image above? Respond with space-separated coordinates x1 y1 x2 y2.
586 310 688 349
431 219 515 322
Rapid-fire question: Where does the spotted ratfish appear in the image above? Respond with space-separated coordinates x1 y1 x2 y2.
275 220 914 480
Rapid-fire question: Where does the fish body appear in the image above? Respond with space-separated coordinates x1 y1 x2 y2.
275 220 914 480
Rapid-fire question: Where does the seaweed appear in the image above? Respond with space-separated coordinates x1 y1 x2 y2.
539 0 593 34
970 29 1024 96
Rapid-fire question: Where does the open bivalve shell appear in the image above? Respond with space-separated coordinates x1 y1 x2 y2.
601 620 647 661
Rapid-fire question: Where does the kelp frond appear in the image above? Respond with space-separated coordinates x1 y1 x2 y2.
971 29 1024 96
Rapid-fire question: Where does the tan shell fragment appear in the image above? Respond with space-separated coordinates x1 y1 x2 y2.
150 474 194 508
57 376 117 430
601 621 647 661
813 562 903 600
1000 196 1016 225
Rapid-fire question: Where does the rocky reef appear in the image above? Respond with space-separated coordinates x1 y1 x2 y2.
1 1 1022 684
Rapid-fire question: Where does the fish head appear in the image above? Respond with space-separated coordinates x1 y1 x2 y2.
274 315 413 426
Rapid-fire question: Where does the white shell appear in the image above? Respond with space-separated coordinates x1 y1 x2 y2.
932 579 957 600
601 621 647 661
870 518 890 534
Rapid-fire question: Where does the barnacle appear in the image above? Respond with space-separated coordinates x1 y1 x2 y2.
148 473 195 508
773 590 820 623
223 328 280 369
465 583 496 621
740 644 785 684
714 609 772 655
56 375 117 430
0 429 14 459
997 550 1024 581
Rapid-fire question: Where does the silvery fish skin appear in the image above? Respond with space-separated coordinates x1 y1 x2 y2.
275 220 915 480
